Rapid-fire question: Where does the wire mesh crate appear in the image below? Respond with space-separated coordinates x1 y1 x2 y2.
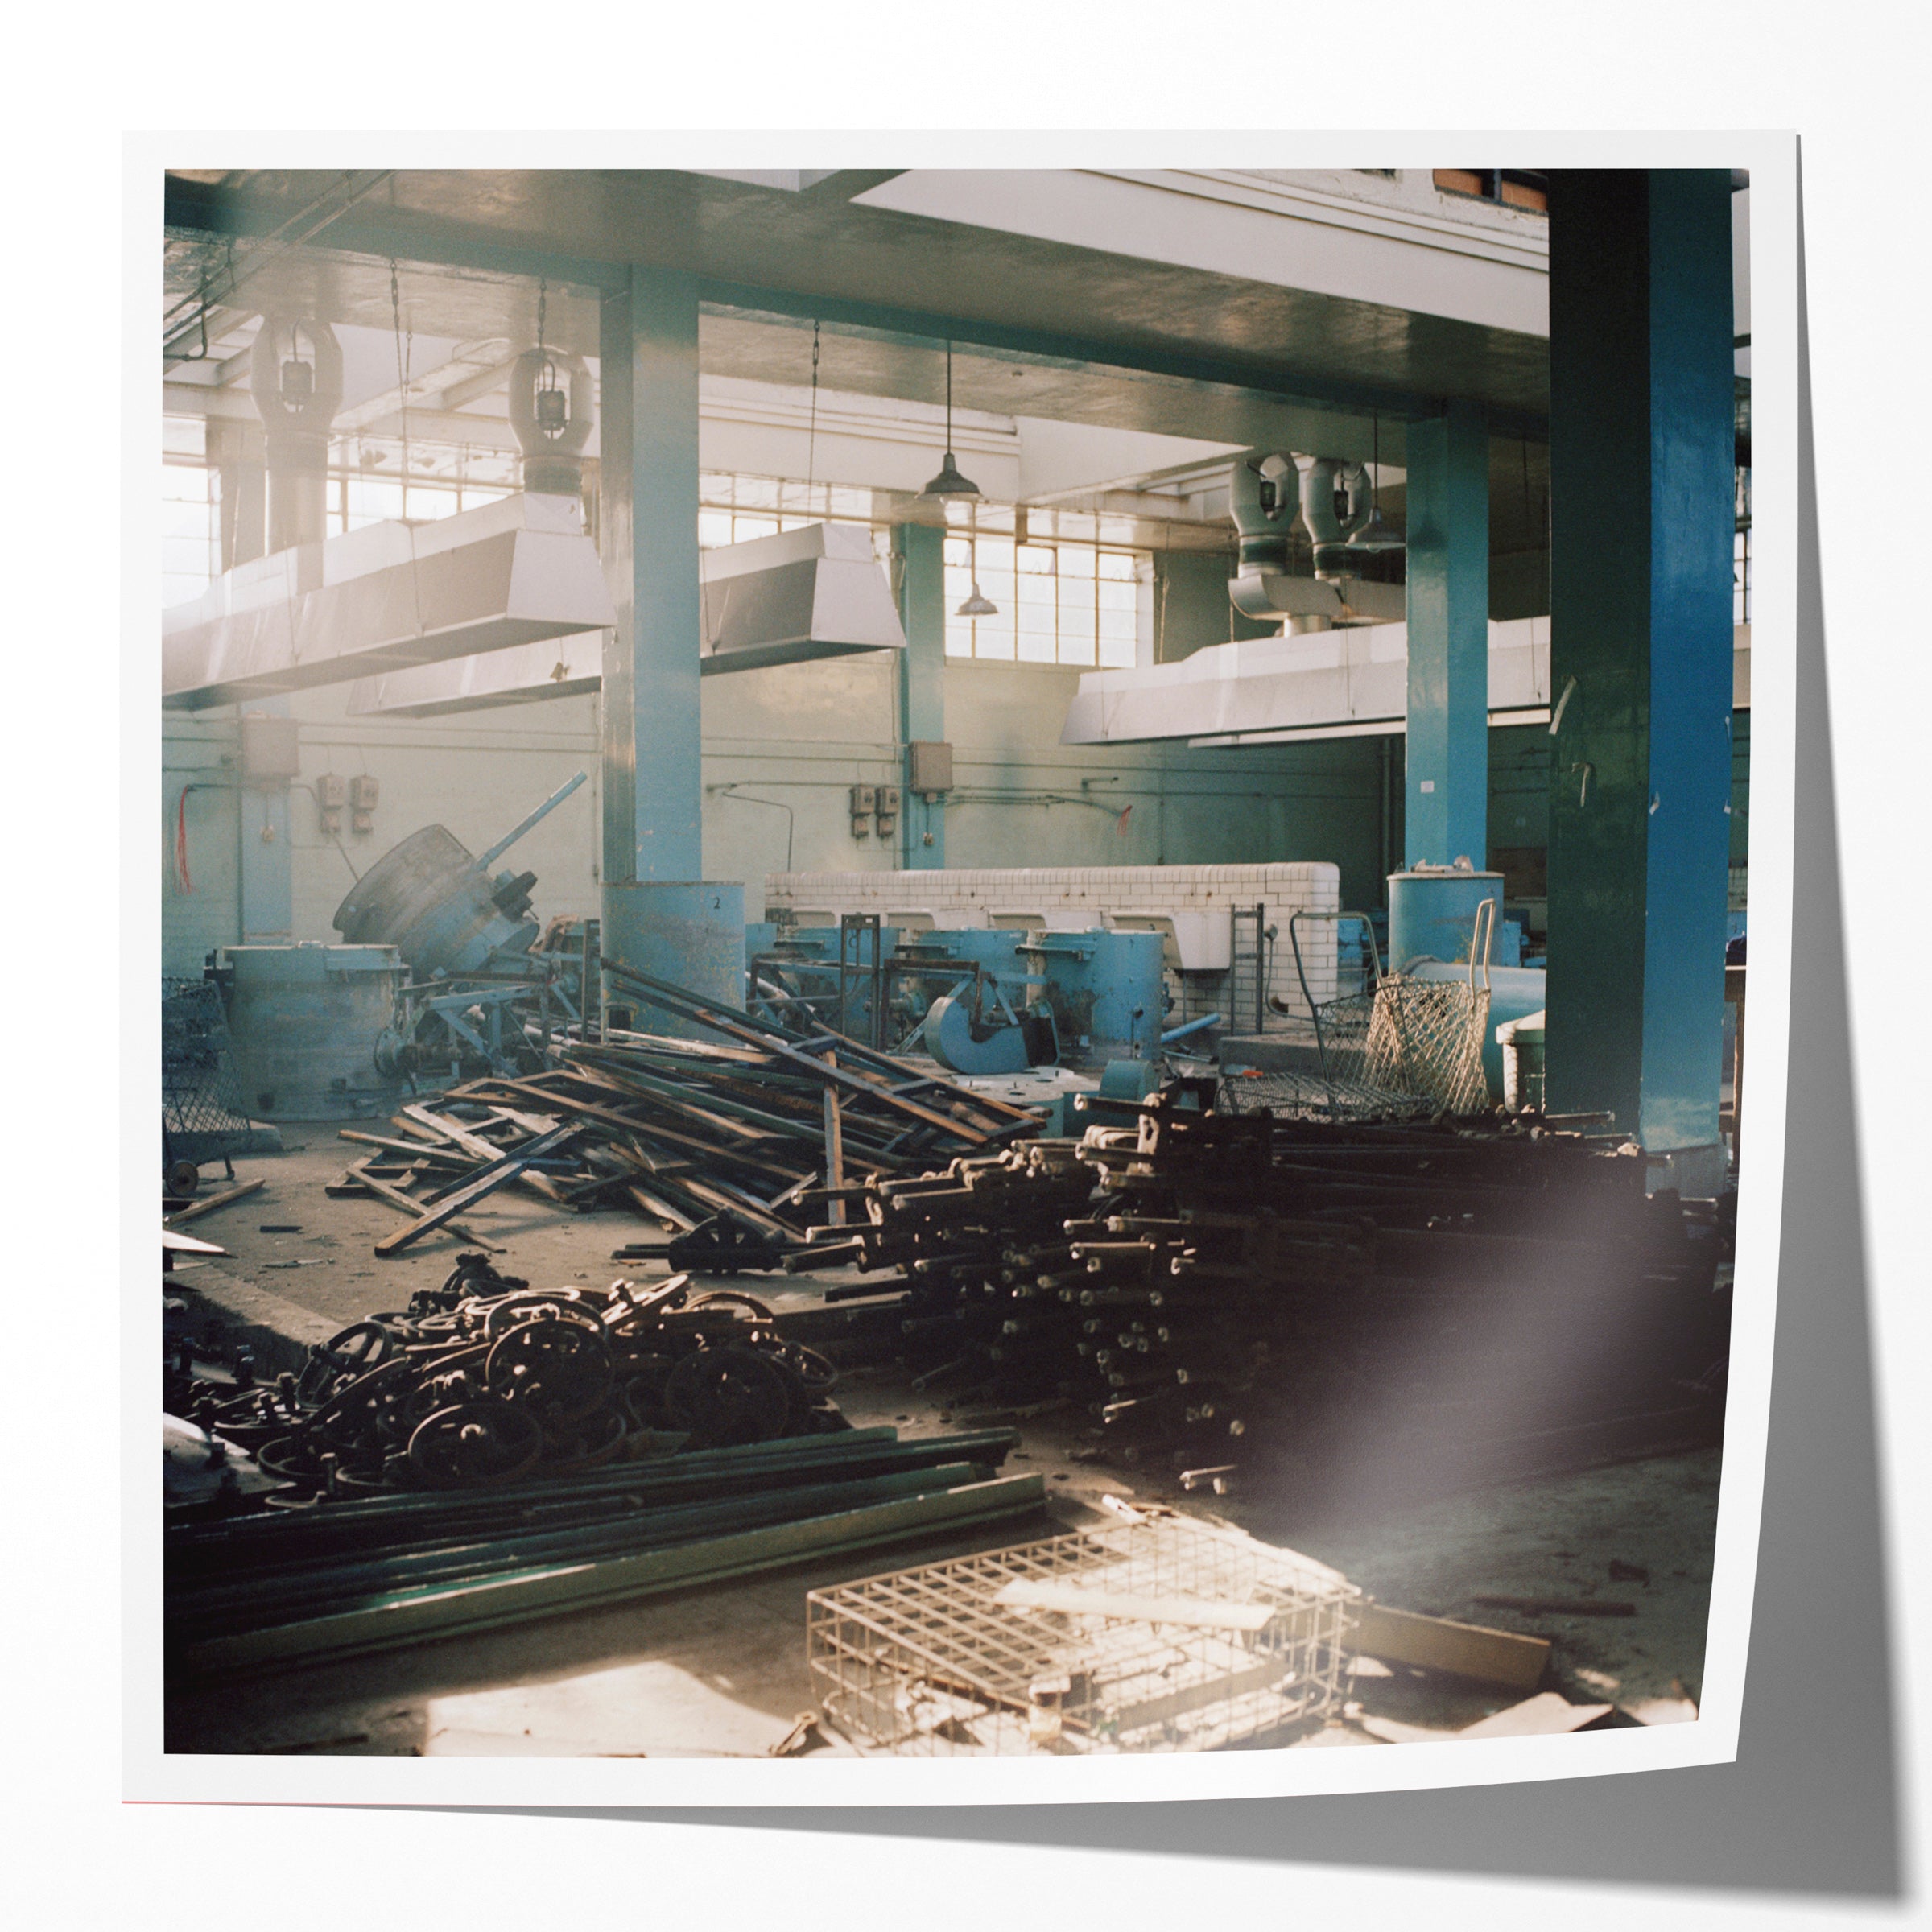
807 1512 1356 1756
162 977 254 1162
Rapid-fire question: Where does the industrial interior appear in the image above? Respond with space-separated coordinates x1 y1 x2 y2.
159 167 1750 1757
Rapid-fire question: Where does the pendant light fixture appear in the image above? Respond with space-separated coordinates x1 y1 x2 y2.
1348 411 1404 553
956 500 998 618
919 341 981 499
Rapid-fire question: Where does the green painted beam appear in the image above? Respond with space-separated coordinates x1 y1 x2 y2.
1544 171 1735 1158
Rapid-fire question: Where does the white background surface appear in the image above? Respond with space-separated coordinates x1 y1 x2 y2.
10 2 1926 1922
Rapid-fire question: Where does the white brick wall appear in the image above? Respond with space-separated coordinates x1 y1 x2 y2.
766 863 1341 1023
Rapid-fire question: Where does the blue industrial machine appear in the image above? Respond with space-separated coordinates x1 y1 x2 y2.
745 919 1168 1075
1018 929 1166 1066
258 772 600 1088
333 771 588 976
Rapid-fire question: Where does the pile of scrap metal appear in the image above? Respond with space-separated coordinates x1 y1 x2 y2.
777 1099 1733 1506
173 1255 856 1499
334 960 1041 1258
165 1418 1041 1675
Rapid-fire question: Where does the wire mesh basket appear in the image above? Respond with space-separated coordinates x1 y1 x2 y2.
807 1510 1356 1756
1253 908 1494 1122
162 977 254 1160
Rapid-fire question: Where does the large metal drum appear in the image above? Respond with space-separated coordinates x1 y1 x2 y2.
333 825 533 976
212 943 403 1121
1387 865 1506 972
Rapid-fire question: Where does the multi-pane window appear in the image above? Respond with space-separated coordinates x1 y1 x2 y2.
1734 525 1751 625
163 419 219 609
943 535 1140 667
336 473 508 535
698 473 889 562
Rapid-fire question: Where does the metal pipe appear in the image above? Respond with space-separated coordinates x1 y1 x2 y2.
1161 1013 1223 1046
474 770 589 871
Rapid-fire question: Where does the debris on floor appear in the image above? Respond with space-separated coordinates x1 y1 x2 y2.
807 1505 1356 1755
765 1100 1732 1505
328 964 1041 1258
166 1420 1043 1677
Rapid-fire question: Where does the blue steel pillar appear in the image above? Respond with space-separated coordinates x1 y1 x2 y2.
1402 399 1490 869
1545 171 1734 1179
597 266 744 1025
896 522 947 869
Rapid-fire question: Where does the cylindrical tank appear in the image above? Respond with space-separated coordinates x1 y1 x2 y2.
211 943 402 1121
333 825 535 976
1496 1009 1547 1112
1387 865 1506 972
601 881 747 1040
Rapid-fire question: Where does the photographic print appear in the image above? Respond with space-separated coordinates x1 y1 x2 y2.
138 139 1793 1801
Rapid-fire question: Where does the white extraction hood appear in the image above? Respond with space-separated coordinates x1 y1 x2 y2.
1060 619 1755 748
163 493 617 712
698 522 906 673
348 521 906 719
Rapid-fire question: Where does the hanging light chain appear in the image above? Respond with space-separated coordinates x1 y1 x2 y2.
390 261 412 519
806 319 821 504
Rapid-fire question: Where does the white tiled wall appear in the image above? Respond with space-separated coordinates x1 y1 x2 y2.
766 864 1341 1023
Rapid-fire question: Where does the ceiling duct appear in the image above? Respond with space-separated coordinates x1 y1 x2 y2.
252 317 343 553
163 492 618 712
699 522 906 673
1227 455 1403 630
507 346 593 497
346 522 906 718
348 630 604 719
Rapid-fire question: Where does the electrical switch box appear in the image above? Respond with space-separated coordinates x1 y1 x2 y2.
240 715 300 782
850 782 876 839
907 740 953 799
315 772 346 835
348 772 380 833
875 785 902 838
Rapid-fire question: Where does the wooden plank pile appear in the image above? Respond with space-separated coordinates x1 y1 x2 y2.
332 960 1041 1258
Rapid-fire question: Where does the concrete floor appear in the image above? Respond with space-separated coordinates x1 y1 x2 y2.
163 1142 1720 1756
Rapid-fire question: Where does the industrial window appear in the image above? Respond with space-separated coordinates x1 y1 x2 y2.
334 471 509 535
1433 169 1549 213
698 473 890 563
943 535 1141 667
1734 526 1751 625
162 418 218 609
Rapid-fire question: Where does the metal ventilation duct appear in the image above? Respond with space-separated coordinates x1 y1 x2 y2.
348 632 603 719
345 522 906 718
163 493 617 712
700 522 907 672
1059 620 1755 748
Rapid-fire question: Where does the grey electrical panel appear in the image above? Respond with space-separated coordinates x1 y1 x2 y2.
240 715 301 782
907 740 953 797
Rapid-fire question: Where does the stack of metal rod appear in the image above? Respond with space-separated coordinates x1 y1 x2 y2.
791 1104 1733 1505
166 1426 1042 1675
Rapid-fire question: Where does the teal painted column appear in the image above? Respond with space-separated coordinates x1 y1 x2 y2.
1545 171 1734 1166
597 266 743 1022
599 266 703 881
896 522 947 869
1403 399 1490 869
